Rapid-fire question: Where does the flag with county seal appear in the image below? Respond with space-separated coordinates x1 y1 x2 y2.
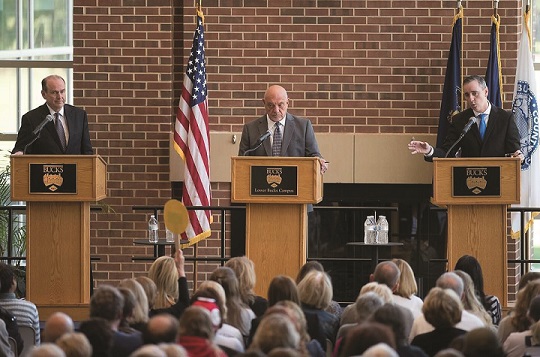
511 8 540 238
437 6 463 148
173 9 212 245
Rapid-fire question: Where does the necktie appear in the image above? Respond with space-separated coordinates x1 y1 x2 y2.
479 114 487 140
272 122 282 156
55 113 67 150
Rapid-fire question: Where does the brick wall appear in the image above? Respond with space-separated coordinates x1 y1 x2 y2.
73 1 522 289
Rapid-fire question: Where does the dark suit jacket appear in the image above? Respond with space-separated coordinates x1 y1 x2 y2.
428 106 520 160
13 103 93 155
238 113 322 157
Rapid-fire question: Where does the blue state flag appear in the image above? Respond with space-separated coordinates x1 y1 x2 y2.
485 14 503 108
437 7 463 148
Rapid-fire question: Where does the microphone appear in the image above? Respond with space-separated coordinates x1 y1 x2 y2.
445 117 476 158
24 114 54 154
32 114 54 136
243 130 271 156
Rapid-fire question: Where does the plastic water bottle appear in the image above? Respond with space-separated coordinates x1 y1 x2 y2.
148 215 159 243
165 228 175 243
364 216 377 244
376 215 389 244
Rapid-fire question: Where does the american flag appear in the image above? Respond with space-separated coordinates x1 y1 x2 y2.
173 11 212 245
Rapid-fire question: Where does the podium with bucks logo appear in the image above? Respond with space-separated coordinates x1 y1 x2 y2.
10 155 106 320
432 157 520 307
231 157 323 296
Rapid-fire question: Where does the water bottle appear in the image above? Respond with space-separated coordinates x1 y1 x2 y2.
148 215 159 243
376 215 389 244
364 216 376 244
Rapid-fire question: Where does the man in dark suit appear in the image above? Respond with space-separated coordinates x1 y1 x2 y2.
408 75 522 160
238 85 328 173
12 75 93 155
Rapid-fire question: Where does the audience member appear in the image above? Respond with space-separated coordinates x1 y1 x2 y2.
461 327 504 357
454 255 502 325
503 295 540 357
370 303 428 357
157 343 188 357
297 270 339 346
134 276 157 311
249 314 301 355
29 343 66 357
267 347 301 357
296 261 342 321
0 262 41 344
78 318 114 357
409 272 484 341
392 259 424 319
433 349 464 357
177 306 227 357
453 270 492 327
518 272 540 291
56 332 93 357
337 292 384 341
362 343 399 357
0 305 23 354
341 282 393 325
142 314 179 345
42 312 74 343
118 287 142 334
118 279 149 331
411 287 466 356
267 275 300 307
498 279 540 343
128 344 167 357
0 319 14 357
89 285 143 357
225 256 268 317
339 322 396 357
210 267 255 338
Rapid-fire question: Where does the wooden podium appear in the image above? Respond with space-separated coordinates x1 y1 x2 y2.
432 157 520 306
231 157 323 296
10 155 106 320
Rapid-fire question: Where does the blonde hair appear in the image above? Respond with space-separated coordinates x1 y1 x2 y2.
225 256 257 305
56 332 92 357
250 314 301 354
423 287 463 328
198 280 228 319
454 270 491 326
297 270 333 310
135 276 157 310
148 256 179 309
359 282 393 304
392 258 418 298
119 278 149 324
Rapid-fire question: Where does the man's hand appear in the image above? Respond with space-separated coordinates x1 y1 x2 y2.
511 150 525 163
318 157 328 174
174 249 186 277
12 151 23 156
408 140 432 155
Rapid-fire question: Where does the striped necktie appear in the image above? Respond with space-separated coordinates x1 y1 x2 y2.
55 113 67 150
272 122 282 156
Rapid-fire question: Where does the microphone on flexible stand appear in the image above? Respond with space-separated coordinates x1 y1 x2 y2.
444 117 476 158
23 114 54 154
243 130 271 156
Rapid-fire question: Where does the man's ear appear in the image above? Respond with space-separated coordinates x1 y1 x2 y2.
369 274 375 282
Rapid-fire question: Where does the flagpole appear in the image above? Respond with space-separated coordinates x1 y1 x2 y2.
457 1 464 113
494 0 499 16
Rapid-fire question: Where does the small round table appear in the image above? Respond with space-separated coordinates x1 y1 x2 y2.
346 242 404 271
133 239 175 260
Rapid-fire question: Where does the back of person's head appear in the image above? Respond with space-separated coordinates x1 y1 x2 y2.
225 256 257 302
191 287 225 327
56 332 93 357
197 280 228 319
372 261 401 290
267 275 300 307
434 349 465 357
391 258 418 298
30 343 66 357
250 314 301 354
209 266 241 301
191 297 222 331
90 285 124 323
157 343 188 357
436 272 464 297
360 282 393 304
42 311 75 343
0 262 15 294
369 303 409 345
78 317 114 357
340 322 396 356
454 255 485 298
362 343 399 357
178 306 215 339
518 272 540 290
273 300 310 342
423 287 462 329
461 327 504 357
355 291 384 322
118 286 137 322
143 314 179 344
529 295 540 322
148 256 179 309
513 279 540 331
267 347 301 357
297 270 333 310
119 278 149 324
134 276 157 310
295 261 324 284
129 345 167 357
